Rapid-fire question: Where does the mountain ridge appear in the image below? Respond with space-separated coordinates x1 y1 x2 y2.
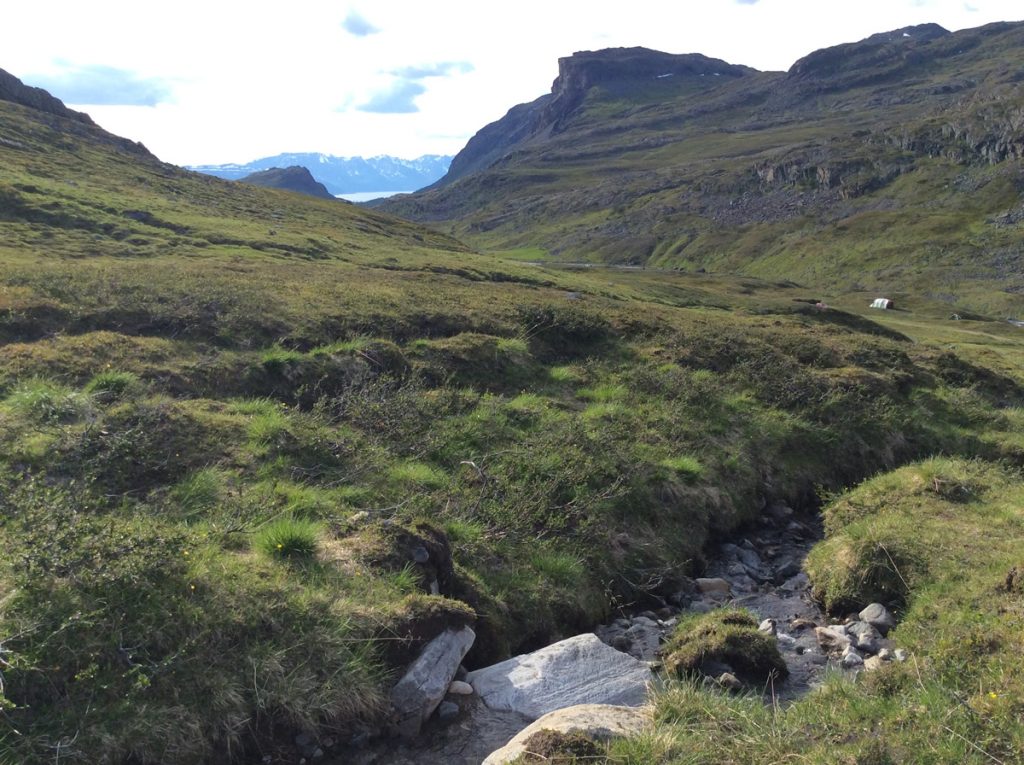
191 152 452 195
381 20 1024 315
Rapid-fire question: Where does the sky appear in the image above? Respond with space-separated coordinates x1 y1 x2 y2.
4 1 1022 166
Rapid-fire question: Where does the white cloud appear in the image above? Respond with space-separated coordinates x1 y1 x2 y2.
3 0 1021 164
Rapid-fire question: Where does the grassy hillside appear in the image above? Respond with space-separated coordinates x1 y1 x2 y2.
382 22 1024 317
3 72 1024 764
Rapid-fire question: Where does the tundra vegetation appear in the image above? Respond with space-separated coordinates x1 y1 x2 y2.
1 52 1024 765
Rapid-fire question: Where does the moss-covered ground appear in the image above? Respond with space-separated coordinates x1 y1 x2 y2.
2 95 1024 763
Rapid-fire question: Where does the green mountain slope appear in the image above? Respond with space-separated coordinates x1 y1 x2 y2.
382 22 1024 316
3 68 1024 765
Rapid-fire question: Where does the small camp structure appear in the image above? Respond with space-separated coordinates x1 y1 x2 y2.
870 298 894 310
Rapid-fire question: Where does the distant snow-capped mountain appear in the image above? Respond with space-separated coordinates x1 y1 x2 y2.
188 153 452 195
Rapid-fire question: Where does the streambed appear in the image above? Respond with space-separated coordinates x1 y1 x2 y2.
330 505 844 765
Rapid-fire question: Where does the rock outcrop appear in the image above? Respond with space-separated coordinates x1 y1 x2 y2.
0 67 94 125
466 633 653 719
389 626 476 738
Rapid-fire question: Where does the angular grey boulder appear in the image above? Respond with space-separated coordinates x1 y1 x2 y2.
388 626 476 738
859 603 896 635
467 633 653 720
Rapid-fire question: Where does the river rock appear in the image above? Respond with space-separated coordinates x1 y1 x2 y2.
448 680 474 695
737 547 763 571
388 626 476 738
846 621 883 654
437 701 460 722
467 633 653 719
780 572 809 591
718 672 743 691
841 649 865 669
864 655 885 671
695 577 732 600
815 626 851 654
624 620 661 661
859 603 896 635
481 704 651 765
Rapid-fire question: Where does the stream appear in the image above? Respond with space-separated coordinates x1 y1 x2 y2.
328 503 844 765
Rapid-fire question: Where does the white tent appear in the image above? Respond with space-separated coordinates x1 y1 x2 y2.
870 298 894 309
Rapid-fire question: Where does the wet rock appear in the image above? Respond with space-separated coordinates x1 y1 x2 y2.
389 626 476 738
772 557 802 583
481 704 650 765
737 547 763 571
758 618 777 635
437 701 460 721
841 649 865 669
790 618 817 631
467 634 653 719
780 572 809 591
815 626 851 654
859 603 896 635
695 578 732 600
624 620 661 661
846 621 883 654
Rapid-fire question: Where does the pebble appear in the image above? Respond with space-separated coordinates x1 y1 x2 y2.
448 680 474 695
437 701 460 721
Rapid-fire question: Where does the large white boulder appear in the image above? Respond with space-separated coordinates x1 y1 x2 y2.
482 704 651 765
466 633 653 720
388 626 476 738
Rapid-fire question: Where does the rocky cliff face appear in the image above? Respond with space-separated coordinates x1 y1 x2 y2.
437 48 753 187
0 67 155 158
381 20 1024 301
0 68 94 124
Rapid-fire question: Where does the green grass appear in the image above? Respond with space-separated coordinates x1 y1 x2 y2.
3 378 92 423
4 85 1024 763
614 457 1024 763
254 516 321 560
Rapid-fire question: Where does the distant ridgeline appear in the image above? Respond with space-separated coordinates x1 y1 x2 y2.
381 21 1024 315
190 152 453 195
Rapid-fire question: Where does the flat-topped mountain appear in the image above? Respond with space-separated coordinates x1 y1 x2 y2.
239 165 335 199
383 21 1024 315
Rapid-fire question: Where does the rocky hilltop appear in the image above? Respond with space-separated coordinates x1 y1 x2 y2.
383 21 1024 314
0 67 153 157
239 165 337 199
438 48 753 187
